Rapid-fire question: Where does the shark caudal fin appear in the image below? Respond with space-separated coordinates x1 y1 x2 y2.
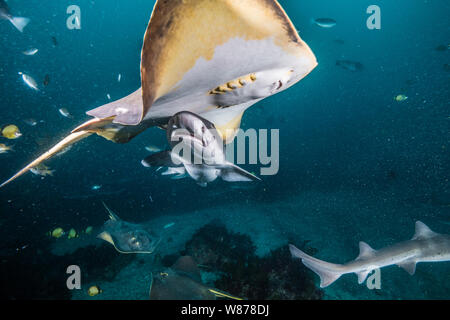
9 16 30 32
0 130 92 188
289 244 344 288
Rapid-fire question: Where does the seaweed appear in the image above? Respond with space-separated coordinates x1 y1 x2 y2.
175 221 323 300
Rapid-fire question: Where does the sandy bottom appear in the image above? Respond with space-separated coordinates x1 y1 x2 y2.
49 188 450 300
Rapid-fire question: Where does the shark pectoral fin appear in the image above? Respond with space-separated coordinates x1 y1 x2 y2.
220 162 261 182
0 130 92 188
289 244 343 288
141 151 184 168
170 171 188 180
356 270 371 284
356 241 377 260
397 261 417 275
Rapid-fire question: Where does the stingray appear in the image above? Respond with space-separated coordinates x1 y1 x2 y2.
97 202 161 254
0 0 317 188
149 256 242 300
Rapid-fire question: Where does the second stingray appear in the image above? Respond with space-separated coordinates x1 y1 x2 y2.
98 202 161 254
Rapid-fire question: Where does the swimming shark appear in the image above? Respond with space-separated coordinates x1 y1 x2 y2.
290 221 450 288
142 111 260 186
0 0 316 188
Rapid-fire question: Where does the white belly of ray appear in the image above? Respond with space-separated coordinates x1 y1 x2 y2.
143 37 315 127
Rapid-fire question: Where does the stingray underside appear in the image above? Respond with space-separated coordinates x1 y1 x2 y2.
1 0 316 187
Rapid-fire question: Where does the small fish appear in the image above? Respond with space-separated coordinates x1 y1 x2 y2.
23 48 38 56
84 226 94 235
163 222 175 229
395 94 408 102
149 195 153 202
58 108 73 118
107 94 111 100
0 143 12 154
145 145 162 153
435 44 448 52
87 286 102 297
0 0 30 32
51 36 58 46
49 227 64 238
43 74 50 86
336 60 364 72
117 73 122 82
23 118 37 126
91 185 102 191
1 124 22 139
16 244 29 252
313 18 337 28
67 228 78 239
30 163 54 176
18 72 39 91
56 145 72 157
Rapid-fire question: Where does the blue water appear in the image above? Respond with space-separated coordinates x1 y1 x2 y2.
0 0 449 299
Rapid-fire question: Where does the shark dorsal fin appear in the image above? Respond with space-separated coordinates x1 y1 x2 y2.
412 221 437 240
356 241 376 260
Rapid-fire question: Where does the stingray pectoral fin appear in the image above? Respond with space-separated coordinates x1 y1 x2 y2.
0 130 92 188
141 0 316 122
220 162 261 182
86 89 144 126
97 231 114 244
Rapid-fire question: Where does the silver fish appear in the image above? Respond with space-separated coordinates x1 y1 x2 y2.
18 72 39 91
58 108 73 118
313 18 336 28
23 48 38 56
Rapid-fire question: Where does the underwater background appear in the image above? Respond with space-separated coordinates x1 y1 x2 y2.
0 0 449 299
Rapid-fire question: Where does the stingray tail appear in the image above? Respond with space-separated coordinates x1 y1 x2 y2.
208 288 243 300
0 130 92 188
101 201 121 221
9 16 30 32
